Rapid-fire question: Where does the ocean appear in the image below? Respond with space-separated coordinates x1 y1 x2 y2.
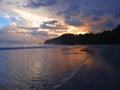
0 44 89 90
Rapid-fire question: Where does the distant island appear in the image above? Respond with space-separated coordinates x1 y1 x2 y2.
44 25 120 45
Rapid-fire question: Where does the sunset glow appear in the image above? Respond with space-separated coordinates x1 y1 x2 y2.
0 0 120 44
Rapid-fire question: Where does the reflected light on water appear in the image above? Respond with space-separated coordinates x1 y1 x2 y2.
0 45 119 90
0 45 89 90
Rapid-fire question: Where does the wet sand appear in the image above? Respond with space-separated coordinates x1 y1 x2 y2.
55 45 120 90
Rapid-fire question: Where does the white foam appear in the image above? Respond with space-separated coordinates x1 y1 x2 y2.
53 55 90 90
0 45 59 50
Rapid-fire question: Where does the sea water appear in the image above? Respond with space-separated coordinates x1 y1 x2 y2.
0 44 88 90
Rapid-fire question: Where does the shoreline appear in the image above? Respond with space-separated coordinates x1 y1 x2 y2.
53 55 90 90
55 45 120 90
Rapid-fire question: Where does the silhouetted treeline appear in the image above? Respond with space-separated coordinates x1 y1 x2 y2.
44 25 120 45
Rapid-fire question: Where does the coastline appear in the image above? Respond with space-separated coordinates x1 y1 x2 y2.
55 45 120 90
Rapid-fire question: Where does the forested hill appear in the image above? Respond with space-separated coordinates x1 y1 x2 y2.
44 25 120 45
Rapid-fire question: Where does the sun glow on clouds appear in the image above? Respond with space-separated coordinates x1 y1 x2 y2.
13 9 44 27
67 26 89 34
0 0 120 44
0 1 90 44
0 8 53 43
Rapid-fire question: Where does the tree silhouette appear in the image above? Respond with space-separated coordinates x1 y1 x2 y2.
44 25 120 45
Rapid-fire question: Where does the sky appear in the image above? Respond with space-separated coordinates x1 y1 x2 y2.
0 0 120 44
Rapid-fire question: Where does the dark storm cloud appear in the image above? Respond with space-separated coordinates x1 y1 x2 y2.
58 0 96 26
79 0 120 16
65 18 84 26
59 4 85 26
27 0 57 8
57 0 120 31
90 16 101 22
101 20 117 28
88 19 118 33
83 9 105 17
40 20 68 30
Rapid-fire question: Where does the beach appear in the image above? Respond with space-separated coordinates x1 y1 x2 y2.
0 45 120 90
0 45 89 90
55 45 120 90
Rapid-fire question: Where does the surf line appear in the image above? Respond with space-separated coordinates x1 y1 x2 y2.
53 54 90 90
0 46 56 51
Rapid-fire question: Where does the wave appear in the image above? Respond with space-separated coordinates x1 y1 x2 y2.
0 45 59 50
53 55 90 90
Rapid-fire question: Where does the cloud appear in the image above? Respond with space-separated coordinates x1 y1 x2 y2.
40 20 68 30
27 0 57 8
65 18 84 26
0 25 44 44
101 20 117 28
16 26 39 30
0 0 26 8
43 20 58 25
30 30 48 36
59 4 85 26
58 0 120 30
0 0 120 43
90 16 101 22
